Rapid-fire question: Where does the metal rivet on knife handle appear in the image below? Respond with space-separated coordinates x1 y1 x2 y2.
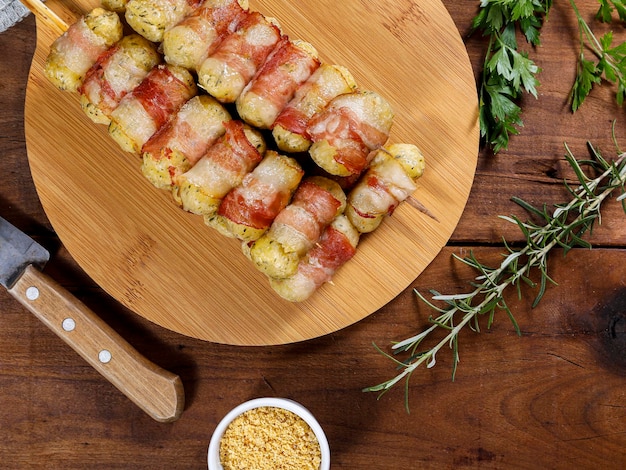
0 216 185 422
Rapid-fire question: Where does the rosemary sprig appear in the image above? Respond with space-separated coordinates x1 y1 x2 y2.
364 139 626 412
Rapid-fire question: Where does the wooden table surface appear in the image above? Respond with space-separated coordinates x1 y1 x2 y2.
1 2 626 468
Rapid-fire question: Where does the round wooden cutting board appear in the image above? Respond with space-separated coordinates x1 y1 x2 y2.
25 0 479 345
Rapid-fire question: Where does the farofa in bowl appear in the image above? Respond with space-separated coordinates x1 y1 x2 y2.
208 398 330 470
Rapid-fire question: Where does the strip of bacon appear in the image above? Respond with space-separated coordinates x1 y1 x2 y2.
269 215 359 302
248 177 346 279
173 120 266 215
135 67 194 129
108 64 197 154
141 95 231 189
79 34 160 125
272 64 357 153
162 0 249 71
346 143 426 233
45 8 123 92
212 151 304 241
236 37 320 129
307 91 394 177
197 11 282 103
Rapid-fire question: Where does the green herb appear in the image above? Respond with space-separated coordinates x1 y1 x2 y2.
471 0 552 153
364 132 626 412
569 0 626 112
473 1 626 151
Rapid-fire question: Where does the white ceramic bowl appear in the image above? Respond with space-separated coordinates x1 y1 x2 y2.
207 397 331 470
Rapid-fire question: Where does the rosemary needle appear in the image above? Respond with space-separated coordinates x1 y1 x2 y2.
364 140 626 412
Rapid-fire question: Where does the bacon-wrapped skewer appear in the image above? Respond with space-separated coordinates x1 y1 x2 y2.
197 11 282 103
162 0 249 71
108 64 197 154
248 176 346 279
124 0 203 43
101 0 126 12
78 34 161 125
236 37 320 129
45 8 123 92
269 215 359 302
306 90 394 177
141 95 232 189
345 143 426 233
207 150 304 242
173 120 266 215
272 64 357 153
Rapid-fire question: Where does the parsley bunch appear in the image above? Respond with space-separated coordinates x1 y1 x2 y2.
569 0 626 111
471 0 552 153
473 1 626 152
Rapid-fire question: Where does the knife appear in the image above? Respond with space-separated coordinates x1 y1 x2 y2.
0 216 184 422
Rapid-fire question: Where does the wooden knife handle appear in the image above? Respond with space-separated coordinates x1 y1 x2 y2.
7 265 184 423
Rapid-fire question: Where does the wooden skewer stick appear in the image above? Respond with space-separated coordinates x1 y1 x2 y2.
406 195 439 222
20 0 68 34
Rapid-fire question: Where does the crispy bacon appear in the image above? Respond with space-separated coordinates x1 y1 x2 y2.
273 106 309 135
273 180 341 245
79 45 120 112
218 151 303 231
190 0 246 46
269 215 358 301
237 37 320 128
163 0 248 69
45 9 123 92
301 224 356 282
345 145 423 233
307 91 394 176
174 120 266 215
66 18 110 66
133 65 194 130
142 96 229 166
273 64 357 137
307 108 382 174
207 12 281 87
79 35 160 122
204 120 263 175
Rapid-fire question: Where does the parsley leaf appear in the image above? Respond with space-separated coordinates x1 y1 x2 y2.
471 0 551 152
568 0 626 112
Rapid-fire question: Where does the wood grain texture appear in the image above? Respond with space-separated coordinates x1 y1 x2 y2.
24 0 479 345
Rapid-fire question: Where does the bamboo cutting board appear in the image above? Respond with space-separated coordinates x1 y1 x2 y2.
24 0 479 345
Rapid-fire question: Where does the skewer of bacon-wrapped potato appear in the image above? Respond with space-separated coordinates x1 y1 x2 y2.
272 64 357 153
206 150 304 241
141 95 232 189
236 37 320 129
45 8 123 92
345 143 426 233
101 0 127 12
108 64 197 154
269 215 359 302
173 119 266 215
247 176 346 279
162 0 249 71
197 11 282 103
306 90 394 177
124 0 203 43
78 34 161 125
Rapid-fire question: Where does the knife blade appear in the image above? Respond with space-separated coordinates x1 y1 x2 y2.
0 216 184 422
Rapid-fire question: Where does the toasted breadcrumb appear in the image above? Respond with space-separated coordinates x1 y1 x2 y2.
219 406 321 470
